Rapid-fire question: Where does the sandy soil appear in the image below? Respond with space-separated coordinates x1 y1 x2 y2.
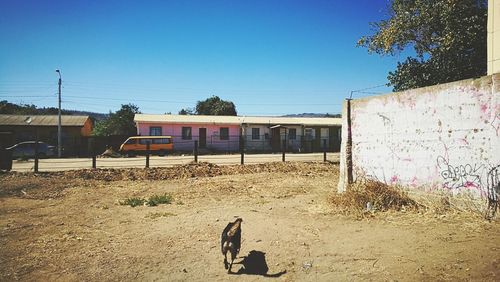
0 162 499 281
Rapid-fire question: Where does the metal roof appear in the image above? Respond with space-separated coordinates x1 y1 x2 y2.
135 114 341 126
0 115 90 127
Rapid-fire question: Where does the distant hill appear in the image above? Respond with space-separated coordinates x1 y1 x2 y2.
0 100 108 120
282 113 341 118
66 110 108 120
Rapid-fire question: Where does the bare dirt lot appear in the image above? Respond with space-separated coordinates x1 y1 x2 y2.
1 162 499 281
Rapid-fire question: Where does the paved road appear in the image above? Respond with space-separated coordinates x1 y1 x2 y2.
10 153 340 172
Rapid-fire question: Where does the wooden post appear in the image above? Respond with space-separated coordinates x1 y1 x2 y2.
240 136 244 165
90 138 96 169
346 99 353 184
146 141 150 168
323 139 327 162
282 139 286 162
194 140 198 163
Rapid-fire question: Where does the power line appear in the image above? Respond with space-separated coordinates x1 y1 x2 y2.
0 95 55 98
62 95 343 106
349 83 390 99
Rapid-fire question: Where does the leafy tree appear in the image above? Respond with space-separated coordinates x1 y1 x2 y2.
92 104 140 136
178 108 194 115
358 0 487 92
195 96 237 116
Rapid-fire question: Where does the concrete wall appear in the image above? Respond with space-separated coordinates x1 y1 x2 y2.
488 0 500 75
338 74 500 198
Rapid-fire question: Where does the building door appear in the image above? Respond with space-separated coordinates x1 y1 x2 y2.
199 128 207 148
271 128 281 152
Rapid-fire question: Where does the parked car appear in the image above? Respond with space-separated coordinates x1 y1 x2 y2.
6 141 56 159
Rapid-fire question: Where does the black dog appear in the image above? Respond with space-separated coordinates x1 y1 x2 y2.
221 218 242 273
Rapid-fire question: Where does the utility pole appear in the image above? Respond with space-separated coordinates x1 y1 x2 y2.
56 69 62 158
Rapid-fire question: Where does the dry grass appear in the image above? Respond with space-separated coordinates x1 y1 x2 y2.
330 180 421 217
330 180 493 220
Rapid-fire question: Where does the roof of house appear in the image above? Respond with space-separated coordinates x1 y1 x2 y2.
135 114 342 126
0 115 90 127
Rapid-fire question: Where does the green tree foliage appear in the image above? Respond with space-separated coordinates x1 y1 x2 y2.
92 104 140 136
195 96 237 116
0 100 72 115
178 108 194 115
358 0 487 92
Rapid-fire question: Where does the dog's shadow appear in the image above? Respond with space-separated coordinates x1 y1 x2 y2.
230 250 286 278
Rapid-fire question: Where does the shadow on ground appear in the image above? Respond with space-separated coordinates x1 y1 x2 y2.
230 250 286 278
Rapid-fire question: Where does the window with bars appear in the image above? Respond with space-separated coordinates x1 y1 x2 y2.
182 127 192 140
220 127 229 140
149 127 162 136
289 128 297 140
252 128 260 140
305 128 314 141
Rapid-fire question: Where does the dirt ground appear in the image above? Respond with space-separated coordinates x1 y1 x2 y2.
1 162 499 281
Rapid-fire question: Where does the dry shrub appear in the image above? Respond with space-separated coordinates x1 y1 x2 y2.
330 180 420 216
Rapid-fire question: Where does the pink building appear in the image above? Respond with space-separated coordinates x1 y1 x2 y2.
135 114 241 152
135 114 342 153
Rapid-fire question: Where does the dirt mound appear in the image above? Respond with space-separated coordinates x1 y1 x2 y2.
48 161 336 181
0 162 337 199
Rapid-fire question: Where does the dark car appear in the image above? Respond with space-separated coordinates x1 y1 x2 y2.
6 141 56 159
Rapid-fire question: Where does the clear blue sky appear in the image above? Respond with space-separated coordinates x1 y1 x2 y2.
0 0 405 116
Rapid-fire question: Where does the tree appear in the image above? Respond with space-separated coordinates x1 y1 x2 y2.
92 104 140 136
195 96 237 116
358 0 487 92
178 108 194 115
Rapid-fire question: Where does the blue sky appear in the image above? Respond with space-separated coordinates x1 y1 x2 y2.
0 0 405 116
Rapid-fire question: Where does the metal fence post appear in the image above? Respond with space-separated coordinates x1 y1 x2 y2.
194 140 198 163
34 132 39 173
146 141 150 168
282 139 286 162
323 139 327 162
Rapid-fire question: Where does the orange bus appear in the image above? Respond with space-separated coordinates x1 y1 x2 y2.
119 136 173 156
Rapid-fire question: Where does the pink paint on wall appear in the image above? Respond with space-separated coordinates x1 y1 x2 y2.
480 104 488 113
390 175 399 184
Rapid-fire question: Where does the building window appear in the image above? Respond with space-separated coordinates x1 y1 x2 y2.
182 127 192 140
149 126 162 136
220 127 229 140
289 128 296 140
252 128 260 140
305 128 314 141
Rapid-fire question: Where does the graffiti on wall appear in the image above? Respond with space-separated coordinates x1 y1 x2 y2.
437 156 484 190
485 165 500 218
437 156 500 205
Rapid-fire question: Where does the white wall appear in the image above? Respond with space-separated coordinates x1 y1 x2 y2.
338 74 500 198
